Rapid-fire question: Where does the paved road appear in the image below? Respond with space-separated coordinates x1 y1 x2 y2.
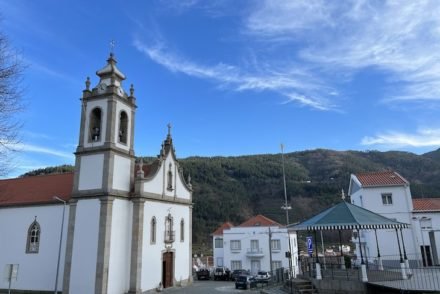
160 280 260 293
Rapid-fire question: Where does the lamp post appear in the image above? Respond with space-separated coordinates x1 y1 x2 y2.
53 196 66 294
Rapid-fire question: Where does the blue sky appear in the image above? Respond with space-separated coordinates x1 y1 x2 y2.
1 0 440 177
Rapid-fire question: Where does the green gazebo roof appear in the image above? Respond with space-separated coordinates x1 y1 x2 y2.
288 201 409 231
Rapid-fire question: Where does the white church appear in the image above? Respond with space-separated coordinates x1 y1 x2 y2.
0 54 193 293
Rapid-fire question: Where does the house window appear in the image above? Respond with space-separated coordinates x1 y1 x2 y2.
250 240 259 252
231 260 242 270
118 111 128 144
271 239 281 251
167 163 173 190
151 217 156 244
26 219 40 253
180 219 185 242
272 261 282 270
215 238 223 248
217 257 224 267
90 107 102 142
164 214 174 243
382 193 393 205
230 240 241 251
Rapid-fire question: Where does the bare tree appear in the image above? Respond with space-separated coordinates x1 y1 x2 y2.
0 30 23 176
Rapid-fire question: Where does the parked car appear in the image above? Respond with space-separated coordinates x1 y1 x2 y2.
255 271 271 283
231 269 250 281
214 267 230 281
235 275 256 290
196 268 211 280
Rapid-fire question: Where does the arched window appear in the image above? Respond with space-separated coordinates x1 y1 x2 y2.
118 111 128 144
90 108 102 142
180 218 184 242
151 217 156 244
167 163 173 190
26 219 41 253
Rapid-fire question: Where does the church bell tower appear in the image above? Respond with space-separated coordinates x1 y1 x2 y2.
63 53 136 294
72 52 136 197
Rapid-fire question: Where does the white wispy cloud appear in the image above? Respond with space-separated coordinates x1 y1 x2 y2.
15 143 74 160
133 39 335 110
245 0 440 104
361 128 440 148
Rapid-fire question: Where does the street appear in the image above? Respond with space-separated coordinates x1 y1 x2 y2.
160 280 260 293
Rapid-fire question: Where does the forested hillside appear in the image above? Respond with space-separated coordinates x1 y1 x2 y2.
20 148 440 247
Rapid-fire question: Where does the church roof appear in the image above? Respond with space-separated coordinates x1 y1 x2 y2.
96 53 126 80
413 198 440 212
0 173 73 207
354 171 408 187
238 214 282 227
212 222 234 236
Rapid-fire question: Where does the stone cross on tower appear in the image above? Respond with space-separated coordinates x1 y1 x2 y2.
110 40 115 54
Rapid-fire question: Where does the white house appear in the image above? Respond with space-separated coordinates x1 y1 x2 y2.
212 215 299 277
348 170 440 267
0 54 193 294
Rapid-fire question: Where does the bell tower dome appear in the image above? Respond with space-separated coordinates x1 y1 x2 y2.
72 53 136 197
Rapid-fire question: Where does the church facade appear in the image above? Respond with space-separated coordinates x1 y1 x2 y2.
0 54 193 293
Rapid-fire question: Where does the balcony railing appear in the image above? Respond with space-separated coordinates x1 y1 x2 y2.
246 248 265 257
164 230 175 243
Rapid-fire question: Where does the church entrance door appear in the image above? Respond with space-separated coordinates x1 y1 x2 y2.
162 252 174 288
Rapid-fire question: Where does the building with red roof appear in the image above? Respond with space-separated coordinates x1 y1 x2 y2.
0 54 193 293
211 215 298 277
348 170 440 267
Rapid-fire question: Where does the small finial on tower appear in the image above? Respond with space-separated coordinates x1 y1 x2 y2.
130 84 134 96
167 123 172 136
341 189 346 201
137 158 144 179
85 76 90 90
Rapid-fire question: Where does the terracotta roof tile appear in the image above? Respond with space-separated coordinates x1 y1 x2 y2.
355 171 408 187
212 222 234 236
0 173 73 207
238 214 282 227
413 198 440 212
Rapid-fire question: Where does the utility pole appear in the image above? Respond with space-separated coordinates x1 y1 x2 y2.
268 227 273 275
281 144 293 293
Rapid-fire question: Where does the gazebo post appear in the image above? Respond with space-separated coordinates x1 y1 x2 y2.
357 228 368 282
395 228 408 280
374 229 383 270
338 230 346 270
314 230 322 280
400 228 411 276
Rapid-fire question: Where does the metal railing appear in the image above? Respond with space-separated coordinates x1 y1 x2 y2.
299 254 440 292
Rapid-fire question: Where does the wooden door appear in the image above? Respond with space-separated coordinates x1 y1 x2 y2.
162 252 174 288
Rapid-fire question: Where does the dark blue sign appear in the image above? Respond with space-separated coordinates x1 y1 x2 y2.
306 236 313 254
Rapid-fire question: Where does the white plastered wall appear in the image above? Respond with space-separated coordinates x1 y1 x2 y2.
140 201 190 291
0 205 68 291
112 155 131 191
142 153 191 200
351 184 417 262
107 199 132 294
69 199 100 294
222 226 295 275
78 154 104 190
